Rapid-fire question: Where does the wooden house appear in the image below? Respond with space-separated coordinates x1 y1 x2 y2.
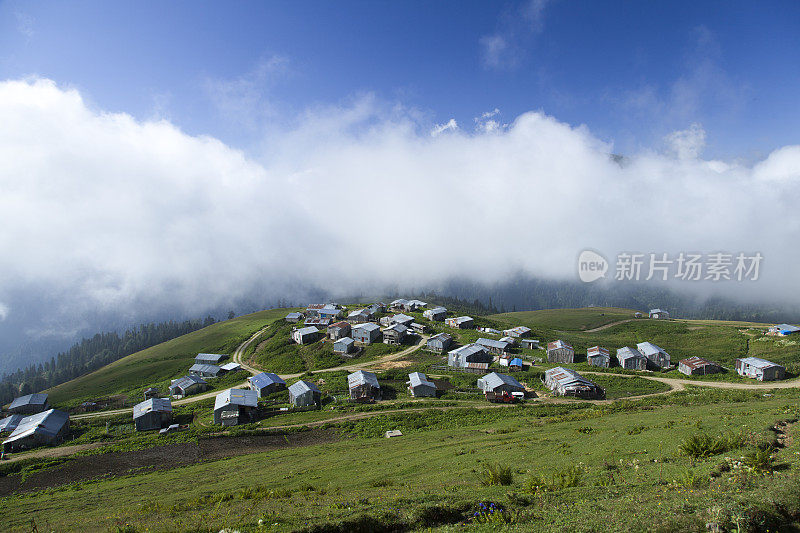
587 346 611 368
547 340 575 364
348 370 381 401
678 357 722 376
133 398 172 432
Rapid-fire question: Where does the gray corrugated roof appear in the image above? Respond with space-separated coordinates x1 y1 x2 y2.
348 370 380 389
297 326 320 336
407 372 435 389
286 312 303 319
195 353 227 363
189 363 221 374
335 336 355 345
8 393 48 410
4 409 69 444
249 372 285 389
449 343 487 358
617 346 644 360
737 357 782 369
353 322 380 332
386 323 408 333
476 338 510 350
133 398 172 419
636 342 667 357
480 372 523 391
214 388 258 410
0 414 24 433
428 332 452 343
545 367 598 389
288 380 320 396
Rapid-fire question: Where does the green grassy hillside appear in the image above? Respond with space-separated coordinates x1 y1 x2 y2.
46 308 292 406
490 307 640 331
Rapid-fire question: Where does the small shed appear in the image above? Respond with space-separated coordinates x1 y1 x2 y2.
348 370 381 401
143 387 160 400
169 375 208 398
383 323 408 345
477 372 525 394
679 357 722 376
520 339 540 350
328 321 352 340
587 346 611 368
195 353 228 365
446 316 474 329
547 340 575 364
334 336 356 354
8 393 50 415
649 308 670 319
426 332 453 352
292 326 320 345
285 312 304 323
2 409 70 453
352 323 382 344
248 372 286 397
220 362 242 374
407 372 437 397
544 367 605 399
288 380 322 408
636 342 671 369
617 347 647 370
503 326 532 338
133 398 173 432
423 307 447 321
735 357 785 381
188 363 222 378
476 337 511 355
213 389 258 426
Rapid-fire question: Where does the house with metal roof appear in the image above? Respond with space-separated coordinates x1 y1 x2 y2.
426 332 453 352
195 353 228 365
544 367 605 399
352 322 381 344
389 313 414 327
768 323 800 336
133 398 173 432
327 321 351 340
679 357 722 376
390 299 410 310
520 339 540 350
334 336 355 354
348 370 381 401
503 326 532 338
143 387 160 400
188 363 222 378
617 347 647 370
383 323 408 345
2 409 70 452
8 393 50 415
649 308 670 319
547 340 575 364
407 372 437 397
448 344 492 368
214 389 259 426
636 342 671 369
423 307 447 321
477 372 524 394
169 375 208 398
288 380 321 408
476 338 511 355
0 414 24 434
587 346 611 368
285 312 304 323
292 326 320 345
735 357 785 381
248 372 286 397
220 362 242 373
347 308 373 324
406 299 427 311
446 316 474 329
318 306 343 320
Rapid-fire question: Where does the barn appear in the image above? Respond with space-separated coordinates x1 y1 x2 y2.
248 372 286 397
543 367 605 399
288 380 322 408
213 389 258 426
636 342 671 369
407 372 437 397
348 370 381 401
426 332 453 352
617 347 648 370
8 393 50 415
587 346 611 368
133 398 173 432
678 357 722 376
169 375 208 398
735 357 785 381
2 409 70 453
547 340 575 364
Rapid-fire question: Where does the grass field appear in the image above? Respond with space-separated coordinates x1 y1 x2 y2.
3 387 800 532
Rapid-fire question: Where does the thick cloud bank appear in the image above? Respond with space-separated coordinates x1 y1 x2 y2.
1 78 799 334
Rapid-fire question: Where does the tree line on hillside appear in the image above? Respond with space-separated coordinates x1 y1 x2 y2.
0 317 216 405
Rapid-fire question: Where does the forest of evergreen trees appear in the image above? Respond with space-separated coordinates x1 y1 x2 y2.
0 317 216 405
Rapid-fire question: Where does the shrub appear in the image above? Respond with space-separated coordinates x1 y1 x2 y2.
481 463 514 486
471 502 521 525
742 446 777 474
674 469 706 488
678 431 749 459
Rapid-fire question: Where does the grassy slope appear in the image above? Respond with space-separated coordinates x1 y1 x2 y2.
46 308 291 406
4 388 800 532
490 307 640 331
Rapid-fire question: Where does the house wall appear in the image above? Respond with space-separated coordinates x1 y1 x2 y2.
547 348 575 364
588 355 610 368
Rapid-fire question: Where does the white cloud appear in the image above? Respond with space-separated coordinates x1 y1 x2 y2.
1 77 800 335
0 302 8 321
480 0 551 70
665 123 706 159
431 118 458 137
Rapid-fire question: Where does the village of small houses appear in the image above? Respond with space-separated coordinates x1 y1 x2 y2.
2 300 800 532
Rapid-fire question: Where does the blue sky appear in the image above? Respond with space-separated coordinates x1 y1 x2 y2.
1 0 798 160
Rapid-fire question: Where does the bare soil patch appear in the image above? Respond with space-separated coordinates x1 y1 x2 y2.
0 429 338 496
